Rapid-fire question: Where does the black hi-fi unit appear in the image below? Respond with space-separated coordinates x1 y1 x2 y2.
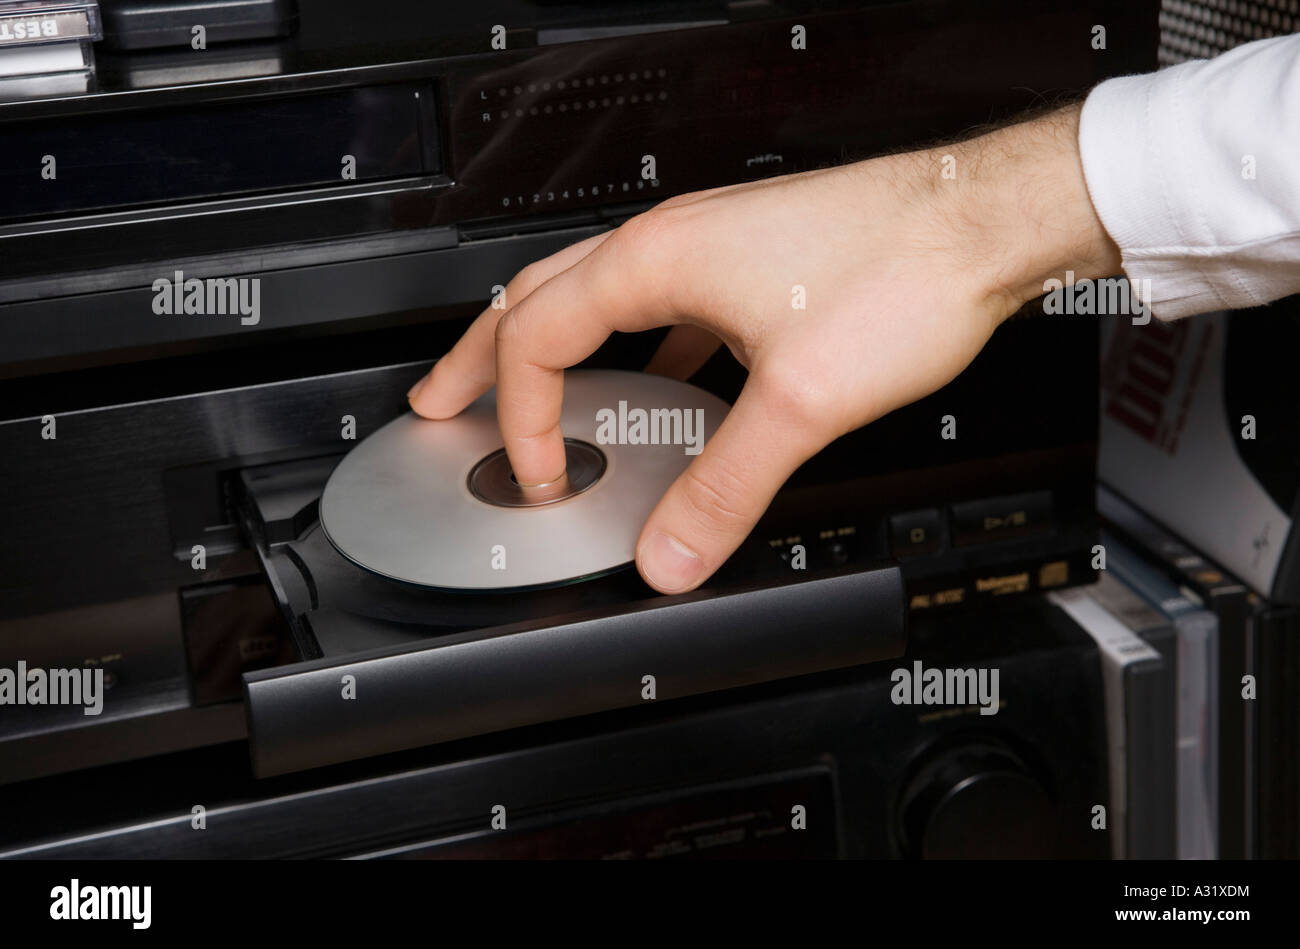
0 595 1109 859
0 0 1159 862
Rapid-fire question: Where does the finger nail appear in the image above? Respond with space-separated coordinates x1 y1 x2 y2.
407 376 427 401
639 531 704 593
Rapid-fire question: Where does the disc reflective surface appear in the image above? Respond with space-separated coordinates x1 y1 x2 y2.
319 370 731 591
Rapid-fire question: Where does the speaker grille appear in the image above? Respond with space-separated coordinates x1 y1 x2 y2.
1160 0 1298 64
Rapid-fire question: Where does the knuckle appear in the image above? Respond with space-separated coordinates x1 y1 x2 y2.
605 208 690 316
754 358 831 431
677 463 752 536
655 192 698 211
511 418 562 445
493 308 523 349
511 260 549 295
612 207 682 260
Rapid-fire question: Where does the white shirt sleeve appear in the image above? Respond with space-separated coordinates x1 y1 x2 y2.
1078 33 1300 320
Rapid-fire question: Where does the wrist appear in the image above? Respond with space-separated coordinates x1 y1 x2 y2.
938 104 1123 319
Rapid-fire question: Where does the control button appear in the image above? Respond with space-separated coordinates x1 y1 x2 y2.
817 525 858 567
897 742 1055 859
949 491 1052 547
889 509 943 558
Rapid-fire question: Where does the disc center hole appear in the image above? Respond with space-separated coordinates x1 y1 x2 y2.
468 439 606 508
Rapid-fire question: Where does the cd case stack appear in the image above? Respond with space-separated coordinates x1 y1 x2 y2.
0 0 101 98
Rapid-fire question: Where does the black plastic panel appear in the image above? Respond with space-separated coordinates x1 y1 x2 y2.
100 0 297 51
0 0 1160 373
243 564 906 777
0 595 1107 859
1 81 438 220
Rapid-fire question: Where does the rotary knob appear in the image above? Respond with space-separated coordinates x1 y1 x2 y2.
897 742 1056 859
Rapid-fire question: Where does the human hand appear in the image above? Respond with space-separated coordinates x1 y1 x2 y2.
408 104 1120 594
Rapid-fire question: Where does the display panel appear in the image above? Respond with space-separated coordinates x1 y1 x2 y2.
0 81 437 220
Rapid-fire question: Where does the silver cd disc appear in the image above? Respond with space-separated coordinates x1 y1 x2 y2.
319 369 731 591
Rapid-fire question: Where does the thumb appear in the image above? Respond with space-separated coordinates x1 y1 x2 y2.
634 380 822 594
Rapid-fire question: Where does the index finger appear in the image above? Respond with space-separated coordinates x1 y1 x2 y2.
494 215 687 485
409 230 613 420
